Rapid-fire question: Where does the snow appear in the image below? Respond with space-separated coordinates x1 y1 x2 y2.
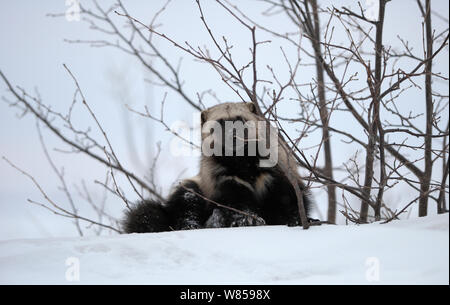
0 214 448 284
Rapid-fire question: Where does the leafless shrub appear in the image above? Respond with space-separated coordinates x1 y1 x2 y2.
1 0 448 234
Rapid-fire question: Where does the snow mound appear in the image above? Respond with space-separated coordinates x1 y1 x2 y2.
0 214 448 284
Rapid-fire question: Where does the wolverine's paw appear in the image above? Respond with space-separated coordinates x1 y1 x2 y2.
180 223 202 230
308 217 323 226
287 219 301 227
205 209 228 228
287 217 321 227
230 212 266 227
176 217 203 231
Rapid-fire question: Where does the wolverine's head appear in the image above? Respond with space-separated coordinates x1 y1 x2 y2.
200 102 278 168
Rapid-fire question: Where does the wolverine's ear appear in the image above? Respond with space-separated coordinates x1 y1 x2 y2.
201 110 208 125
246 102 257 114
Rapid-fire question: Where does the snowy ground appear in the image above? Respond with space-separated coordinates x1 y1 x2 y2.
0 214 448 285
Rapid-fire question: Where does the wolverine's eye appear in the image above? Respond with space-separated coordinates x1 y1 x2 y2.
201 111 208 124
227 116 245 123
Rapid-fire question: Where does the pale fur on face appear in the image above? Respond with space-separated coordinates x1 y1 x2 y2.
180 102 298 200
200 102 260 149
198 102 277 198
201 102 258 124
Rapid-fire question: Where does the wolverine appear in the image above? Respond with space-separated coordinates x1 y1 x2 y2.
123 102 314 233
